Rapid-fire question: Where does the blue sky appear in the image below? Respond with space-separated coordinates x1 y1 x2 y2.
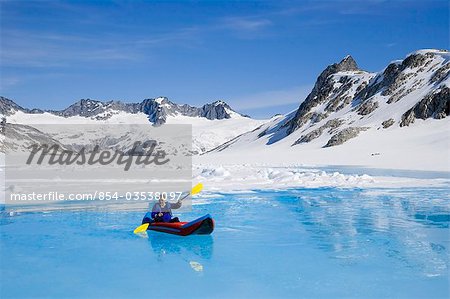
0 0 448 118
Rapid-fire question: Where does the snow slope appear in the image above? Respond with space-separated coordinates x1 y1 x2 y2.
197 117 450 171
165 115 267 154
204 49 450 172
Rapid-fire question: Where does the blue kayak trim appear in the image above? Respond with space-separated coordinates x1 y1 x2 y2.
181 214 211 229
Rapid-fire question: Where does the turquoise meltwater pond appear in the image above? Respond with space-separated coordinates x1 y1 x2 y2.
1 187 449 298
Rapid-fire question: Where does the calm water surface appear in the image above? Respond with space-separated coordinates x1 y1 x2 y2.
1 187 449 298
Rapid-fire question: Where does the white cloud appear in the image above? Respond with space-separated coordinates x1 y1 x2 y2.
0 26 202 68
221 17 272 31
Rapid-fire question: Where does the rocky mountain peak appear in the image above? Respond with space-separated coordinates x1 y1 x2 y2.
337 55 359 71
287 49 450 136
211 100 228 106
52 98 137 118
200 100 235 120
0 96 244 125
139 97 180 125
0 96 26 116
286 55 363 134
281 49 449 146
153 97 172 105
312 55 361 93
322 55 360 78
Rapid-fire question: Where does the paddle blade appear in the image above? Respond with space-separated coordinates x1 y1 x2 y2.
191 183 203 195
134 223 149 234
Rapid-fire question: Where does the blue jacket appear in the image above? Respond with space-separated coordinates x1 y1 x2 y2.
150 201 182 222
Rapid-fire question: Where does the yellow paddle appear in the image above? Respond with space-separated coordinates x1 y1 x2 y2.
133 223 150 234
190 183 203 196
133 183 204 234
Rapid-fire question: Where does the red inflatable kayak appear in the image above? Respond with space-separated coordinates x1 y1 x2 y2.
148 214 214 236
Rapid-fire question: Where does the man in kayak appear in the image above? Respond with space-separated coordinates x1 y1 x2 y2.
142 193 182 224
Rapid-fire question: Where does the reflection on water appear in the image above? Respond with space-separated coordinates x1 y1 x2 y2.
149 233 214 262
284 188 450 277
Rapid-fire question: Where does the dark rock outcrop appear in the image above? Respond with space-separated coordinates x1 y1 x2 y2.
400 86 450 127
430 63 450 84
382 119 395 129
200 101 235 120
51 99 140 118
357 100 379 116
294 119 343 144
324 127 369 147
358 52 440 104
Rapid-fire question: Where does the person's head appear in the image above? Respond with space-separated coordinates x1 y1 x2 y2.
159 193 167 205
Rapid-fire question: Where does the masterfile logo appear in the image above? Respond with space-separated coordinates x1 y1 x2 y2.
25 141 170 171
3 124 192 209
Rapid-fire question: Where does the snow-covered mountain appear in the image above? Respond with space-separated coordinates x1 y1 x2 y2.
0 97 266 154
2 49 449 170
204 49 449 171
0 96 245 124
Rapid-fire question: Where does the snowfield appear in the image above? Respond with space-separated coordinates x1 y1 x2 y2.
164 115 266 154
200 117 450 172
